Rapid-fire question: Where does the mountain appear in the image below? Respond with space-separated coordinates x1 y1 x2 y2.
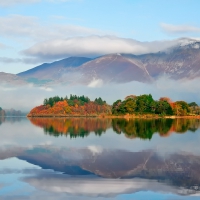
17 54 153 85
14 38 200 85
126 39 200 79
17 57 92 84
0 72 26 85
76 54 152 84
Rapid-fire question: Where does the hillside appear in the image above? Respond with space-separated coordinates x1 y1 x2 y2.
0 72 26 85
17 57 91 84
16 38 200 85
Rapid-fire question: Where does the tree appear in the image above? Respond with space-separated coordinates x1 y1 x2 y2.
125 95 137 100
173 101 190 116
174 101 190 116
155 100 173 115
188 102 198 107
43 98 48 106
125 98 137 114
112 100 122 114
136 94 154 113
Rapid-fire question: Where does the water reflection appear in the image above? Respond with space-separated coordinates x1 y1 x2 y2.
29 117 200 139
0 116 5 125
29 117 111 138
1 146 200 196
1 117 200 199
0 116 25 124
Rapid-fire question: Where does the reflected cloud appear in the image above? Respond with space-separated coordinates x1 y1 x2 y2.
24 175 178 197
1 145 200 198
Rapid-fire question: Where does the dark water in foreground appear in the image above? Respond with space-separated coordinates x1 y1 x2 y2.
1 117 200 199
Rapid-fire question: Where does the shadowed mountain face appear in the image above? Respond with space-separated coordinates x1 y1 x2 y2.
17 57 92 84
15 39 200 85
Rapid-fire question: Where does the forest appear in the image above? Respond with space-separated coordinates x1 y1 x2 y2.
28 94 111 116
112 94 199 116
28 94 199 117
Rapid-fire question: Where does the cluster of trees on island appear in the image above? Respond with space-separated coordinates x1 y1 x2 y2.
112 94 197 116
28 93 200 117
28 94 111 116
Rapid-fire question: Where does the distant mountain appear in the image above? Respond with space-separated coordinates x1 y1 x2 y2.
126 39 200 79
77 54 153 84
0 72 26 85
17 57 92 84
12 38 200 85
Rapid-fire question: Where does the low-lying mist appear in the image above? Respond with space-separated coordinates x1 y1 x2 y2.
1 76 200 112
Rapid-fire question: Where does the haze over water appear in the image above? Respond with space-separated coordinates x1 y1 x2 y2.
1 117 200 199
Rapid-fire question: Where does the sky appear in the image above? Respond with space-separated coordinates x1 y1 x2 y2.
0 0 200 73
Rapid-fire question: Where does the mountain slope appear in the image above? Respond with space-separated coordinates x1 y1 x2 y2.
15 38 200 85
77 54 153 84
125 40 200 79
0 72 26 85
17 57 92 80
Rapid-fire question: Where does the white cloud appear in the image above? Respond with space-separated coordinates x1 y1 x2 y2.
87 145 103 155
24 175 178 197
1 76 200 112
88 78 103 88
161 23 200 34
23 35 182 60
0 15 105 42
0 56 45 64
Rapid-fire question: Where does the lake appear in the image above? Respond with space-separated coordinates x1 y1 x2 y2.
1 117 200 199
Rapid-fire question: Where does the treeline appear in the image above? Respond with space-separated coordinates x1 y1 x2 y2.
29 93 200 117
0 107 5 117
28 94 110 116
43 94 106 107
0 107 25 117
112 94 198 116
4 109 25 116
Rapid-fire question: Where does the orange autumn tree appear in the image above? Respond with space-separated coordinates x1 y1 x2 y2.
28 95 111 117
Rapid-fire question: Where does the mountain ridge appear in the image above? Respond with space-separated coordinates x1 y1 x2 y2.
1 38 200 86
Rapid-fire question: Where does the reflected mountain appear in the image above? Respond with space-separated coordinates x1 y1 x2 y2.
1 145 200 195
29 117 200 140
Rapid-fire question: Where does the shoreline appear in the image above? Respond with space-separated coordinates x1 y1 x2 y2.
27 114 200 119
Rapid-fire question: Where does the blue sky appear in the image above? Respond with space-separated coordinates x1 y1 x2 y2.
0 0 200 73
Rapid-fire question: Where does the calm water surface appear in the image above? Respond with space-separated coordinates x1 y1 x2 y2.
1 117 200 199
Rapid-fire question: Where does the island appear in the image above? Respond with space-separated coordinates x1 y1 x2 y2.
27 94 200 118
28 95 111 117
